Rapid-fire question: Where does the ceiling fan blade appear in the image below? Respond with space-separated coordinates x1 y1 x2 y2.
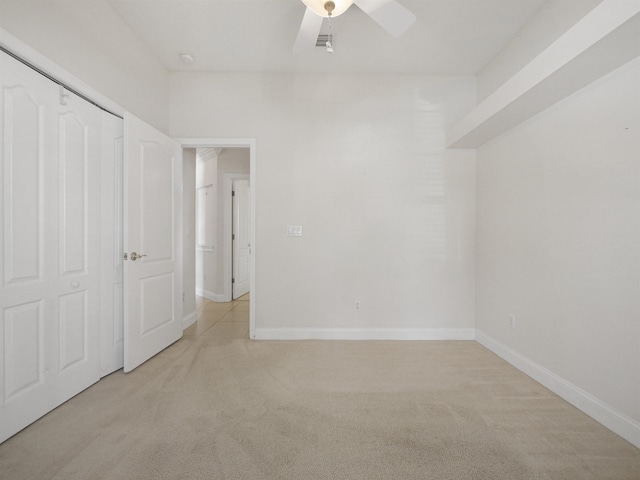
354 0 416 37
294 7 324 53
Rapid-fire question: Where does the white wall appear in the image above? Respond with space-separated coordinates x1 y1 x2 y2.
476 58 640 429
183 148 197 325
171 73 477 337
195 148 218 300
0 0 170 132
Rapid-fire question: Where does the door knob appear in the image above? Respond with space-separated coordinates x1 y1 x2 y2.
130 252 147 261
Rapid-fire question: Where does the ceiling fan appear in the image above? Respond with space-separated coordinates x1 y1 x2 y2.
294 0 416 52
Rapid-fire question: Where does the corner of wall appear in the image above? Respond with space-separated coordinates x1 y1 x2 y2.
476 330 640 449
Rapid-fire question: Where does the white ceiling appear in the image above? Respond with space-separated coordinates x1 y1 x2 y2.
105 0 547 74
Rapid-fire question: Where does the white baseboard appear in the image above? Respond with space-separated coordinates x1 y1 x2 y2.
253 328 475 341
476 330 640 449
182 311 197 330
195 289 226 303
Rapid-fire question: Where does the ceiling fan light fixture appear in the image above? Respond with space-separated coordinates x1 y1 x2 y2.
302 0 354 18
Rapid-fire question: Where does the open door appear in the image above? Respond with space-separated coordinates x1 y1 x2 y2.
123 113 182 372
232 178 250 299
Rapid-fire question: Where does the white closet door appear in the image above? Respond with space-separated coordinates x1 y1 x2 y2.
1 51 58 444
53 85 102 404
123 113 182 373
0 52 102 443
100 112 124 376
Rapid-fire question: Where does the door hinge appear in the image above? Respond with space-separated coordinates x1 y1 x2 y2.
232 190 235 196
232 234 235 240
232 278 235 284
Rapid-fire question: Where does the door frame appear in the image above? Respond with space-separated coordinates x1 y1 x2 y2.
177 138 256 339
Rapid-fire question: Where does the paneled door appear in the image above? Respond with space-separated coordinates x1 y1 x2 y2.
0 52 102 443
123 113 182 373
232 178 250 299
53 79 102 404
100 112 124 377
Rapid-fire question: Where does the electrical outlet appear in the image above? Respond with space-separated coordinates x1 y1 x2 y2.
286 225 303 237
355 301 362 312
509 314 516 329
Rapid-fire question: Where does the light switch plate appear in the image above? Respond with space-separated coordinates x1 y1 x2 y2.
286 225 303 237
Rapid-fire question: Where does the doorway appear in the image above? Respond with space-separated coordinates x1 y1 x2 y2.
180 139 256 339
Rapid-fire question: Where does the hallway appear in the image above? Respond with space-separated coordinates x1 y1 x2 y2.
184 294 250 339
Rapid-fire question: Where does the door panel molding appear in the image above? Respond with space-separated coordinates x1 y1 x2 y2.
59 111 89 277
3 85 45 285
3 300 44 400
58 289 88 372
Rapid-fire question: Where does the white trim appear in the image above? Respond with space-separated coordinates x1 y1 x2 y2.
182 311 197 330
254 328 476 341
177 138 256 340
476 330 640 449
195 288 226 303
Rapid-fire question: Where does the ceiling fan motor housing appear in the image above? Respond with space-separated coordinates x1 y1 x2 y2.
325 1 336 15
295 0 417 53
302 0 354 18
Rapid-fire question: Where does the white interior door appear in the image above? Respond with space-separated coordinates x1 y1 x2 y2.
54 84 102 404
1 51 57 444
123 113 182 373
100 112 124 376
232 179 250 299
1 51 102 442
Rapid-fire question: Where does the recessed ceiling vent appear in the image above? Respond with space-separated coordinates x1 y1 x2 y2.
316 34 333 47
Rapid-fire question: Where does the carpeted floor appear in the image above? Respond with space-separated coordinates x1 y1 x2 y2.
1 300 639 479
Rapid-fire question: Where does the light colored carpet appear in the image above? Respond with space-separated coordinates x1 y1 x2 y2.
0 323 639 479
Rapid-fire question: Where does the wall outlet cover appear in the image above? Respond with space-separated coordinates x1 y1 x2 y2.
287 225 303 237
